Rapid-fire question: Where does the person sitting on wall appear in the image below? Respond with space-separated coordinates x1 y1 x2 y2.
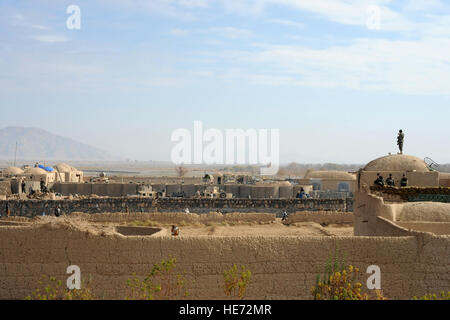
171 225 179 236
386 174 395 187
373 173 380 185
400 174 408 187
374 173 385 187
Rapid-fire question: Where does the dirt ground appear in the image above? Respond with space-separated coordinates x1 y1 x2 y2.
171 220 353 237
0 216 354 237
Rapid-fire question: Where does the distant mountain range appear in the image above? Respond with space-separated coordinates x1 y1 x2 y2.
0 127 113 161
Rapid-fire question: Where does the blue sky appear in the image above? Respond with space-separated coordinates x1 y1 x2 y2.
0 0 449 163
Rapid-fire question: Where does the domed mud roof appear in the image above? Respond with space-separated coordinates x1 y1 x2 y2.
364 154 429 172
25 167 47 175
4 167 24 175
304 170 356 180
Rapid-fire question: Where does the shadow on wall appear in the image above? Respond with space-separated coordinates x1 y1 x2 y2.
115 226 164 237
0 221 29 227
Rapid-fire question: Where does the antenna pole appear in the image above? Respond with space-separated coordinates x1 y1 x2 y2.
14 141 18 167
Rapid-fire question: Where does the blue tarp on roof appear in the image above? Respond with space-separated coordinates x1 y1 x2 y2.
38 164 54 172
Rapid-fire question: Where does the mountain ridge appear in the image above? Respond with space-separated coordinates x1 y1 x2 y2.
0 127 114 161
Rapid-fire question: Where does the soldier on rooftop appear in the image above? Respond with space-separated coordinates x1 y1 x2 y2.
397 130 405 154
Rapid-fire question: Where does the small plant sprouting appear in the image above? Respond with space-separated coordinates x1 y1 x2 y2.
125 256 189 300
413 291 450 300
25 275 95 300
223 264 252 300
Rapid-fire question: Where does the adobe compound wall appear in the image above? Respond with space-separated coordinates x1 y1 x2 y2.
0 220 448 300
51 182 353 200
354 189 450 236
71 211 277 224
369 185 450 202
0 198 351 218
0 181 11 197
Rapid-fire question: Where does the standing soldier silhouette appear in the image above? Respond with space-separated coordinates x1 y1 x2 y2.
397 130 405 154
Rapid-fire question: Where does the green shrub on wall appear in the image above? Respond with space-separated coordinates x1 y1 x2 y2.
223 264 252 300
25 275 95 300
311 247 387 301
125 257 189 300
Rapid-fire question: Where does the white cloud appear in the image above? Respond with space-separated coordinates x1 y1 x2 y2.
11 13 49 30
0 42 189 95
209 27 252 39
219 0 268 16
99 0 450 36
268 19 304 28
170 28 190 36
402 0 444 12
99 0 208 19
32 35 69 43
418 15 450 37
204 37 450 95
12 14 25 20
213 0 449 37
177 0 209 7
171 26 253 39
29 25 49 30
218 0 386 24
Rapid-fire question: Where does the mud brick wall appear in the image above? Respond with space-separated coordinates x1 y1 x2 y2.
355 190 450 237
0 181 11 196
370 186 450 202
52 182 356 201
72 211 277 224
0 198 352 218
0 222 449 300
